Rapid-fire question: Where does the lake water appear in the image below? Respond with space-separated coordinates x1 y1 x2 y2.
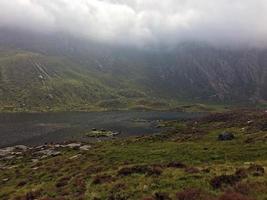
0 111 202 147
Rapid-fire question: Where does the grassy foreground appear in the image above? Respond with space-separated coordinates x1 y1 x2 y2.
0 109 267 200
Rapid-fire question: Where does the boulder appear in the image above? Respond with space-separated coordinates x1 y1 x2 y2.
80 145 91 151
36 149 61 157
65 143 81 148
218 131 235 141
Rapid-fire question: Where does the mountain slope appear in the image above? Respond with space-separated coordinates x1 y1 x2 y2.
0 29 266 111
0 49 153 111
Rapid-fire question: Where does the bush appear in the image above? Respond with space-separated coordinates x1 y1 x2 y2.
184 167 200 174
235 168 248 179
117 165 162 176
17 180 27 187
166 161 186 168
55 177 70 188
234 182 251 196
176 188 210 200
248 164 265 176
154 192 171 200
210 174 241 189
218 192 254 200
92 174 113 184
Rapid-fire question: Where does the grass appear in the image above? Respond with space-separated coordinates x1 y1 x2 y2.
0 109 266 199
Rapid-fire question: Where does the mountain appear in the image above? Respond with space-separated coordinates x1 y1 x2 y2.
0 28 266 111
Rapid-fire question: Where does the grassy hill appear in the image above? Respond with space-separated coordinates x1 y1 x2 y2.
0 48 175 112
0 29 267 112
0 109 266 199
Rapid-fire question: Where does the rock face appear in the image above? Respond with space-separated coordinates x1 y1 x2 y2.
218 132 235 141
0 28 266 108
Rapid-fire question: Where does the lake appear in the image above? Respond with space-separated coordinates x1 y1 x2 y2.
0 111 203 147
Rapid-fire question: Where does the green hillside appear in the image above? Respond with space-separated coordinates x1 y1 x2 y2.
0 31 267 112
0 48 174 112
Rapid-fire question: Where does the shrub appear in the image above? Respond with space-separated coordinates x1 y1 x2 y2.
166 161 186 168
210 175 241 189
234 182 251 196
14 190 42 200
154 192 171 200
117 165 162 176
92 174 113 185
218 192 254 200
17 180 27 187
176 188 209 200
55 176 70 188
235 168 248 179
248 164 265 176
184 167 200 174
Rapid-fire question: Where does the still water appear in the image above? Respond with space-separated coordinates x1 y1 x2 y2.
0 111 202 147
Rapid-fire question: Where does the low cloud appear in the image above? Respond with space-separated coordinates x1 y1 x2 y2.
0 0 267 48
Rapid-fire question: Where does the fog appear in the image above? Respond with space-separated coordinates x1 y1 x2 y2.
0 0 267 48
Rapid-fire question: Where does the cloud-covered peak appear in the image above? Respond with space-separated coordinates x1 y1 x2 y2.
1 0 267 48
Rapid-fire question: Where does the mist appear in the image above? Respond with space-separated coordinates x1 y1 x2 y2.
0 0 267 48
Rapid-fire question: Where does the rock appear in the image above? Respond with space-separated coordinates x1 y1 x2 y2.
14 145 28 151
0 145 28 157
65 143 81 148
36 149 61 157
4 156 15 160
218 131 235 141
54 144 63 148
143 185 149 191
31 159 39 163
0 149 10 157
41 155 48 159
80 145 91 151
247 120 253 124
244 162 253 165
2 178 9 182
2 178 9 183
35 145 47 150
69 155 80 160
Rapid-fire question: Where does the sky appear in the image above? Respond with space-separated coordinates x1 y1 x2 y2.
0 0 267 48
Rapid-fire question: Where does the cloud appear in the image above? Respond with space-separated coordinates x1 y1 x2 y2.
0 0 267 47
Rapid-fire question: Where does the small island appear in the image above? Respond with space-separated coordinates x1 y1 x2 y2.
85 128 120 138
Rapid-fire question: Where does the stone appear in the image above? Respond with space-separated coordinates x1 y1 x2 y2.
2 178 9 182
37 149 61 157
247 120 253 124
218 131 235 141
14 145 28 151
65 143 81 148
69 155 80 160
0 145 28 157
143 185 149 191
80 145 91 151
0 149 10 157
31 159 39 163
